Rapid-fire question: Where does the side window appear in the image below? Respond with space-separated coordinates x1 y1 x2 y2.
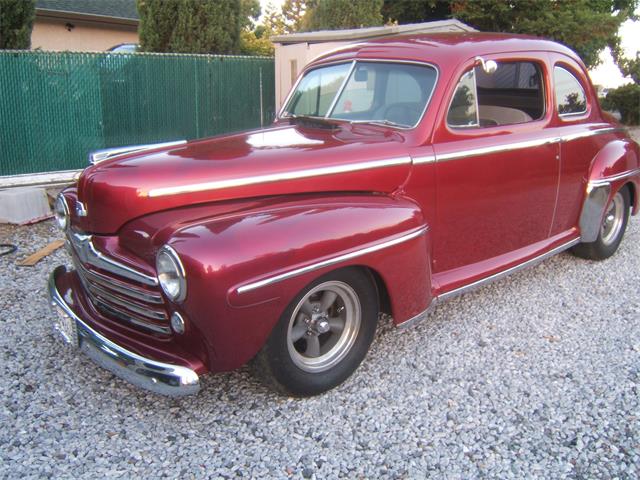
447 70 479 127
554 66 587 116
447 61 545 128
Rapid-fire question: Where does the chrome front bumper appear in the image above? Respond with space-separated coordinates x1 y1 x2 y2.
48 266 200 396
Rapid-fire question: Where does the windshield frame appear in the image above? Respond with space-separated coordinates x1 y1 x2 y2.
279 59 440 130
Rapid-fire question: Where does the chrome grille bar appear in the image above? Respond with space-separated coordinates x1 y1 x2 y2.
68 231 158 286
86 282 167 321
75 259 163 304
93 300 171 335
68 230 171 335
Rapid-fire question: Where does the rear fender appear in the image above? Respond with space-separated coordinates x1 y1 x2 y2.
168 194 432 372
580 139 640 242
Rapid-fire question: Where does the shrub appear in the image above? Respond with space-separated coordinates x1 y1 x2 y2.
601 83 640 125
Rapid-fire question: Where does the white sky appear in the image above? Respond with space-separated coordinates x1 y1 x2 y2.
259 0 639 88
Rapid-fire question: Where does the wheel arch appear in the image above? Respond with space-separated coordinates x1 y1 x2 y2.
579 139 640 242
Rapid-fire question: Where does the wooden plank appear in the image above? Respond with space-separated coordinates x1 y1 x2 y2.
18 240 65 266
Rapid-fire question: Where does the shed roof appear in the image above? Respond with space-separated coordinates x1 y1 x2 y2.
271 19 475 45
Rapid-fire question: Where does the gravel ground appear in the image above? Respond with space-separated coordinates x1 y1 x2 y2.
1 128 639 479
1 216 639 479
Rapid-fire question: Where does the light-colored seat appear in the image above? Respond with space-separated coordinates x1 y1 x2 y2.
479 105 532 125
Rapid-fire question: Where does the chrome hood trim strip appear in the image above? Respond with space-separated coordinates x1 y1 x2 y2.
146 156 412 198
68 231 158 286
89 140 187 165
237 226 427 294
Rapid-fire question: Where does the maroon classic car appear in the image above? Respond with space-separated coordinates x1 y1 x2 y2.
49 33 640 397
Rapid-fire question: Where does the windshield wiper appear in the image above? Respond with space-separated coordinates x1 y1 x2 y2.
349 119 410 128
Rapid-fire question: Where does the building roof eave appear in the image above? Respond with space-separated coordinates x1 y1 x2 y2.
36 8 139 27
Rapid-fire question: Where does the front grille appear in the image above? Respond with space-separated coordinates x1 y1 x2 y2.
68 232 170 335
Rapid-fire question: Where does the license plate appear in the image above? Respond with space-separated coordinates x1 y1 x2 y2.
53 306 79 348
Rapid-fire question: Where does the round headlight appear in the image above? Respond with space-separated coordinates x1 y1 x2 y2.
53 194 69 230
156 245 186 302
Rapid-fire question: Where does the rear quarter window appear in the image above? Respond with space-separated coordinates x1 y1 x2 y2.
554 66 588 116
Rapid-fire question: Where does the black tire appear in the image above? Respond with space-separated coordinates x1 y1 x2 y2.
252 267 378 397
572 186 630 260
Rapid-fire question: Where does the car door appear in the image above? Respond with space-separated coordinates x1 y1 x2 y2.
432 54 560 280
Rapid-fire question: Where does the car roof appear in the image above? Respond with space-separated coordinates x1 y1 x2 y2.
309 32 581 69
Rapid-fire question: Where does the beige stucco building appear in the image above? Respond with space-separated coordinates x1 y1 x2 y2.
32 0 139 52
271 20 475 109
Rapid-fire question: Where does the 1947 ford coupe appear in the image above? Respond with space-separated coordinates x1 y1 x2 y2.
49 33 640 397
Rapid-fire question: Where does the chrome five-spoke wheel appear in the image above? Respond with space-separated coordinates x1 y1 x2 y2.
253 268 378 396
287 281 360 372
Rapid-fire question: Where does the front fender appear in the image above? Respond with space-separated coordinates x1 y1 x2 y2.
167 194 431 372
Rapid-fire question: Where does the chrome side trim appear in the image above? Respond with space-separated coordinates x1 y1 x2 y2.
69 231 158 286
560 127 620 142
589 168 640 187
48 266 199 397
437 238 580 302
434 127 620 163
147 156 412 198
437 136 561 162
89 140 187 165
237 227 428 294
413 155 436 164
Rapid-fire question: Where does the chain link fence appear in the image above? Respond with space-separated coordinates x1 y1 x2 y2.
0 51 275 176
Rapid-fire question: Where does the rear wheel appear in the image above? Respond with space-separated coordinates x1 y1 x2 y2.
253 268 378 396
573 186 630 260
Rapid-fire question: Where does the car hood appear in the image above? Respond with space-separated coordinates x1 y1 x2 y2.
75 124 411 234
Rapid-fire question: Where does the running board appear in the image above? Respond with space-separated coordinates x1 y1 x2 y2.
398 237 580 329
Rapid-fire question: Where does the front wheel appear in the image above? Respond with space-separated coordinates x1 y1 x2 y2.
252 268 378 397
572 186 630 260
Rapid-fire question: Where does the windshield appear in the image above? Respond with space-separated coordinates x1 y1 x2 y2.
282 61 438 128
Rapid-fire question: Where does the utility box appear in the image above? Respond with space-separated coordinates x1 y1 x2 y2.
0 187 51 224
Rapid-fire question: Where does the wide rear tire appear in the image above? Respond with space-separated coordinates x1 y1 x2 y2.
572 186 630 260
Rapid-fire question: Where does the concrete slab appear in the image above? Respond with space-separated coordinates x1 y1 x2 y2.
0 187 52 224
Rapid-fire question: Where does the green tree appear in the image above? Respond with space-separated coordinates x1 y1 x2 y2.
305 0 384 30
137 0 179 52
240 0 261 30
450 0 638 69
382 0 450 24
137 0 241 54
0 0 35 49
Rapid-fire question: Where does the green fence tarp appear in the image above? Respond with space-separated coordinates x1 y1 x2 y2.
0 51 275 176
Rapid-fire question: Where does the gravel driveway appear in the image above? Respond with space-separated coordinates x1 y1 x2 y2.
1 131 640 478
